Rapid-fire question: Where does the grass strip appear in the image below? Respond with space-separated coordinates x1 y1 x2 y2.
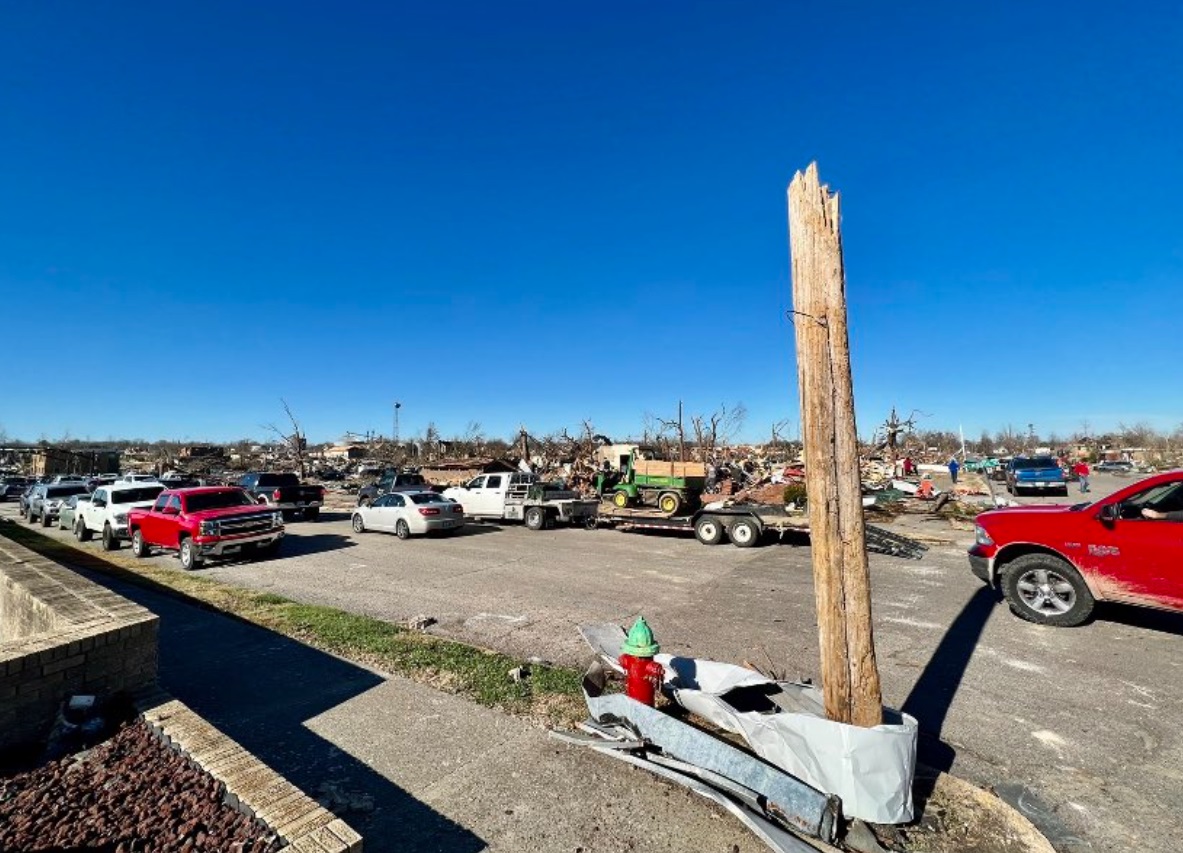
0 520 586 726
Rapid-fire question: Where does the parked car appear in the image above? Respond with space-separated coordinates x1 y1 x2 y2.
75 482 168 550
48 474 88 484
118 473 161 483
57 493 91 531
0 476 32 501
1004 456 1067 496
969 470 1183 626
128 487 285 570
351 490 465 539
237 472 325 520
1094 460 1135 474
26 483 92 526
86 474 119 492
356 471 435 506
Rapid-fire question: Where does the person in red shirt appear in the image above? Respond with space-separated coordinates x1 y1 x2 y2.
1072 460 1091 494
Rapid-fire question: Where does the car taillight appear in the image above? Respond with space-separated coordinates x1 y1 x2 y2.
272 489 282 501
418 507 441 516
452 505 463 513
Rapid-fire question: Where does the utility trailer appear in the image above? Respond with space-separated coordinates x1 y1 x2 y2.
595 502 927 558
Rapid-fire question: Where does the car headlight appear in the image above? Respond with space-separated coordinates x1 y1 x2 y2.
199 520 219 536
974 524 994 546
272 512 283 527
114 512 128 524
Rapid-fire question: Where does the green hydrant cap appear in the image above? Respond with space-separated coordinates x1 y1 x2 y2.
621 616 660 657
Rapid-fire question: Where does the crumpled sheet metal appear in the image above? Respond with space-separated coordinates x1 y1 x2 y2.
582 663 840 843
659 654 918 825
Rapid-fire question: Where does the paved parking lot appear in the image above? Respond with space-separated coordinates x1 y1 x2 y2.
3 472 1179 852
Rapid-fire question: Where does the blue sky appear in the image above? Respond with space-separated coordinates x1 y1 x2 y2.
2 2 1180 446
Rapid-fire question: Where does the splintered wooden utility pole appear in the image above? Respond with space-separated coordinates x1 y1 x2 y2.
787 163 883 727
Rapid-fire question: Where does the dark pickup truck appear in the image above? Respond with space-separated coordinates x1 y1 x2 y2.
357 471 435 506
238 472 325 520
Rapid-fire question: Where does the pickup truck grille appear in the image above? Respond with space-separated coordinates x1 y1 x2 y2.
218 514 277 536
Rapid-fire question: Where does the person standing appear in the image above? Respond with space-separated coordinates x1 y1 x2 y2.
903 456 915 477
1072 460 1091 493
948 456 960 485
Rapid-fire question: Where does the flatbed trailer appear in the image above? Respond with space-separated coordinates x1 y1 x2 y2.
595 502 927 559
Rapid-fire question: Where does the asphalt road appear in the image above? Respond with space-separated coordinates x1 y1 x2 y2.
4 471 1178 852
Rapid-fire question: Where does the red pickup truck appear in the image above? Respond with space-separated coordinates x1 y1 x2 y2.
127 487 285 570
969 471 1183 626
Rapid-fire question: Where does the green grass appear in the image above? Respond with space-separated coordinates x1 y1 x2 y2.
0 520 586 726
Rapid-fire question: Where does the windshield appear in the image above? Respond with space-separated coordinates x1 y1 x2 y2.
185 490 255 512
409 492 448 504
47 485 90 498
1013 457 1058 469
112 486 166 504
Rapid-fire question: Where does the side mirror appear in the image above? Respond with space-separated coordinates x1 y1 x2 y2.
161 506 179 516
1098 503 1119 523
93 499 106 508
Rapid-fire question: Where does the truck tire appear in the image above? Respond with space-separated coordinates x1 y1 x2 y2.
179 537 202 571
101 524 120 551
612 491 630 509
729 518 760 548
76 519 92 542
1001 553 1094 627
131 529 149 558
695 516 725 545
658 492 682 515
525 506 546 531
358 496 372 508
41 511 52 528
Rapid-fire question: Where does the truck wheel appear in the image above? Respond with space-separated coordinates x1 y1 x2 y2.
304 507 320 521
612 491 630 509
395 519 411 540
525 506 546 531
695 516 725 545
658 492 682 515
41 511 52 528
352 513 366 533
101 524 120 551
131 529 149 558
358 496 372 508
729 518 760 548
1001 554 1094 627
76 519 92 542
179 537 202 571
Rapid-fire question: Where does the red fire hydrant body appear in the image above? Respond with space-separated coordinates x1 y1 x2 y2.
618 615 663 706
619 653 664 706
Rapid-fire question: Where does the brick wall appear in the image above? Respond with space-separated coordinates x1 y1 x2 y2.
0 540 159 756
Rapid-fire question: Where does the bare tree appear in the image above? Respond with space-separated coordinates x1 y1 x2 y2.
261 398 308 477
690 402 747 461
875 408 923 461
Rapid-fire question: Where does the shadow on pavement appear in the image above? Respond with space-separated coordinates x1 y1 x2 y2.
278 532 359 557
1095 600 1183 636
902 585 999 774
20 538 486 853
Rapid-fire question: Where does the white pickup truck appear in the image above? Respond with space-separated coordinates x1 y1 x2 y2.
442 473 599 530
76 481 167 551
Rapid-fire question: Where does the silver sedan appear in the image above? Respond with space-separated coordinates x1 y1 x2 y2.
350 491 465 539
57 494 91 531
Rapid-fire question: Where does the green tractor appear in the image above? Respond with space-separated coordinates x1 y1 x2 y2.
596 446 706 516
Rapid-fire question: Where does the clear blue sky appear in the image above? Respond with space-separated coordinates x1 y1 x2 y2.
2 2 1180 446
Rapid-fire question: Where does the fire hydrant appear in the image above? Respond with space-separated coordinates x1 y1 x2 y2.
619 616 663 707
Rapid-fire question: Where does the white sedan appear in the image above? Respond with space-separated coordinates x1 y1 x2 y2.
351 490 465 539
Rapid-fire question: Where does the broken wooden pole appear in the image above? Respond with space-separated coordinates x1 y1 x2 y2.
787 162 884 727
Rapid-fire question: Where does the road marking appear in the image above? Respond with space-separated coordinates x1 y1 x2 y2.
882 616 944 630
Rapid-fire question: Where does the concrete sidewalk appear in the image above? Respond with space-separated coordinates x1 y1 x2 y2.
79 566 768 852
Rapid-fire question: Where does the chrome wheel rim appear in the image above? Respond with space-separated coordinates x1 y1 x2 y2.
1016 568 1076 614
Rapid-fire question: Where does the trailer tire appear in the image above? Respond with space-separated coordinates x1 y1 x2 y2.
729 518 760 548
695 516 725 545
525 506 546 531
658 492 682 515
